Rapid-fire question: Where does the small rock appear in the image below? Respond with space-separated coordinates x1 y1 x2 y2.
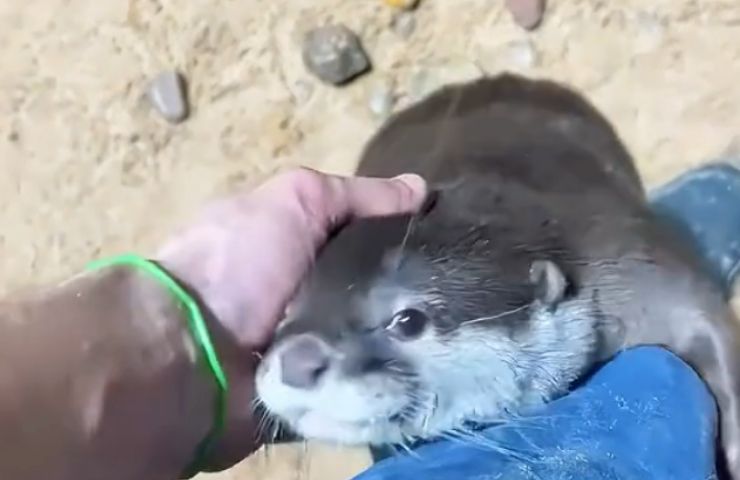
505 0 546 31
383 0 419 10
369 83 395 118
7 131 19 143
302 24 372 86
391 12 416 39
147 71 189 123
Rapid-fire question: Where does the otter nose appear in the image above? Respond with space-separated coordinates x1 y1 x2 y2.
279 336 330 389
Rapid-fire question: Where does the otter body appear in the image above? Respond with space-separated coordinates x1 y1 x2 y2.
256 74 740 476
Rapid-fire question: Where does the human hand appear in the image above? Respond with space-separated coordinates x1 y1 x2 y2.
156 168 427 471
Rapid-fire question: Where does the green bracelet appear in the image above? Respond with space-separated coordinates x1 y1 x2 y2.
87 253 229 477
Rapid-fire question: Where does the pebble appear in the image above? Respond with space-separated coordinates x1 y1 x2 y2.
369 83 395 118
147 71 189 123
383 0 419 10
505 0 546 31
391 12 416 39
302 24 372 86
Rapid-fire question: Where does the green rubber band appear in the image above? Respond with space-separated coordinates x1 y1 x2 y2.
86 253 229 477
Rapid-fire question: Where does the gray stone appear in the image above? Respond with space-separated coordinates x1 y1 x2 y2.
391 12 416 39
147 71 188 123
302 24 371 86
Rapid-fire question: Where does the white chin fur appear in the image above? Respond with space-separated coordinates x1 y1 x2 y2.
295 412 405 445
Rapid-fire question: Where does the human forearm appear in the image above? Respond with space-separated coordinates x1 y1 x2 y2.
0 266 213 480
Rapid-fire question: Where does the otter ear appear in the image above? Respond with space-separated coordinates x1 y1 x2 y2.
529 260 568 309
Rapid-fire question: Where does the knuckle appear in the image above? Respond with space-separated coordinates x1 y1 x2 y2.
279 167 335 234
280 167 325 192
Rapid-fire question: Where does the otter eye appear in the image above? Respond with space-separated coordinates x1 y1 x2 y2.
385 309 428 340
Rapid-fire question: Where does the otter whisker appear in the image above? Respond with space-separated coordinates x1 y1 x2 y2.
461 304 530 326
254 408 272 443
394 215 418 269
397 438 420 458
262 443 272 461
385 365 416 377
389 443 409 458
439 431 472 447
482 421 550 433
251 397 292 446
270 418 283 443
439 429 526 460
447 428 537 463
504 411 581 426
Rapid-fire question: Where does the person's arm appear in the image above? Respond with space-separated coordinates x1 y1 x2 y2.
0 266 213 480
0 168 427 480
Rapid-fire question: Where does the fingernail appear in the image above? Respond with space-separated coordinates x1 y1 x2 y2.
392 173 427 198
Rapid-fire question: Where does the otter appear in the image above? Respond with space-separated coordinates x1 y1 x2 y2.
254 74 740 476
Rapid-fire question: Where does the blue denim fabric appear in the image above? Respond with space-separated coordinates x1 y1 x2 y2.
357 346 718 480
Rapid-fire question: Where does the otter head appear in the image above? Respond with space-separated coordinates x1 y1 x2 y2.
255 182 600 447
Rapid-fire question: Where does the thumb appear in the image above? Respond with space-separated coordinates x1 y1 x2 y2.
324 172 429 220
255 168 428 244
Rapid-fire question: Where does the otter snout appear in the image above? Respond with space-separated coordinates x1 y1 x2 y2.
255 330 424 444
279 335 330 389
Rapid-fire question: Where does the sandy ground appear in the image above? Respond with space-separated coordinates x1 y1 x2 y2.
1 0 739 479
